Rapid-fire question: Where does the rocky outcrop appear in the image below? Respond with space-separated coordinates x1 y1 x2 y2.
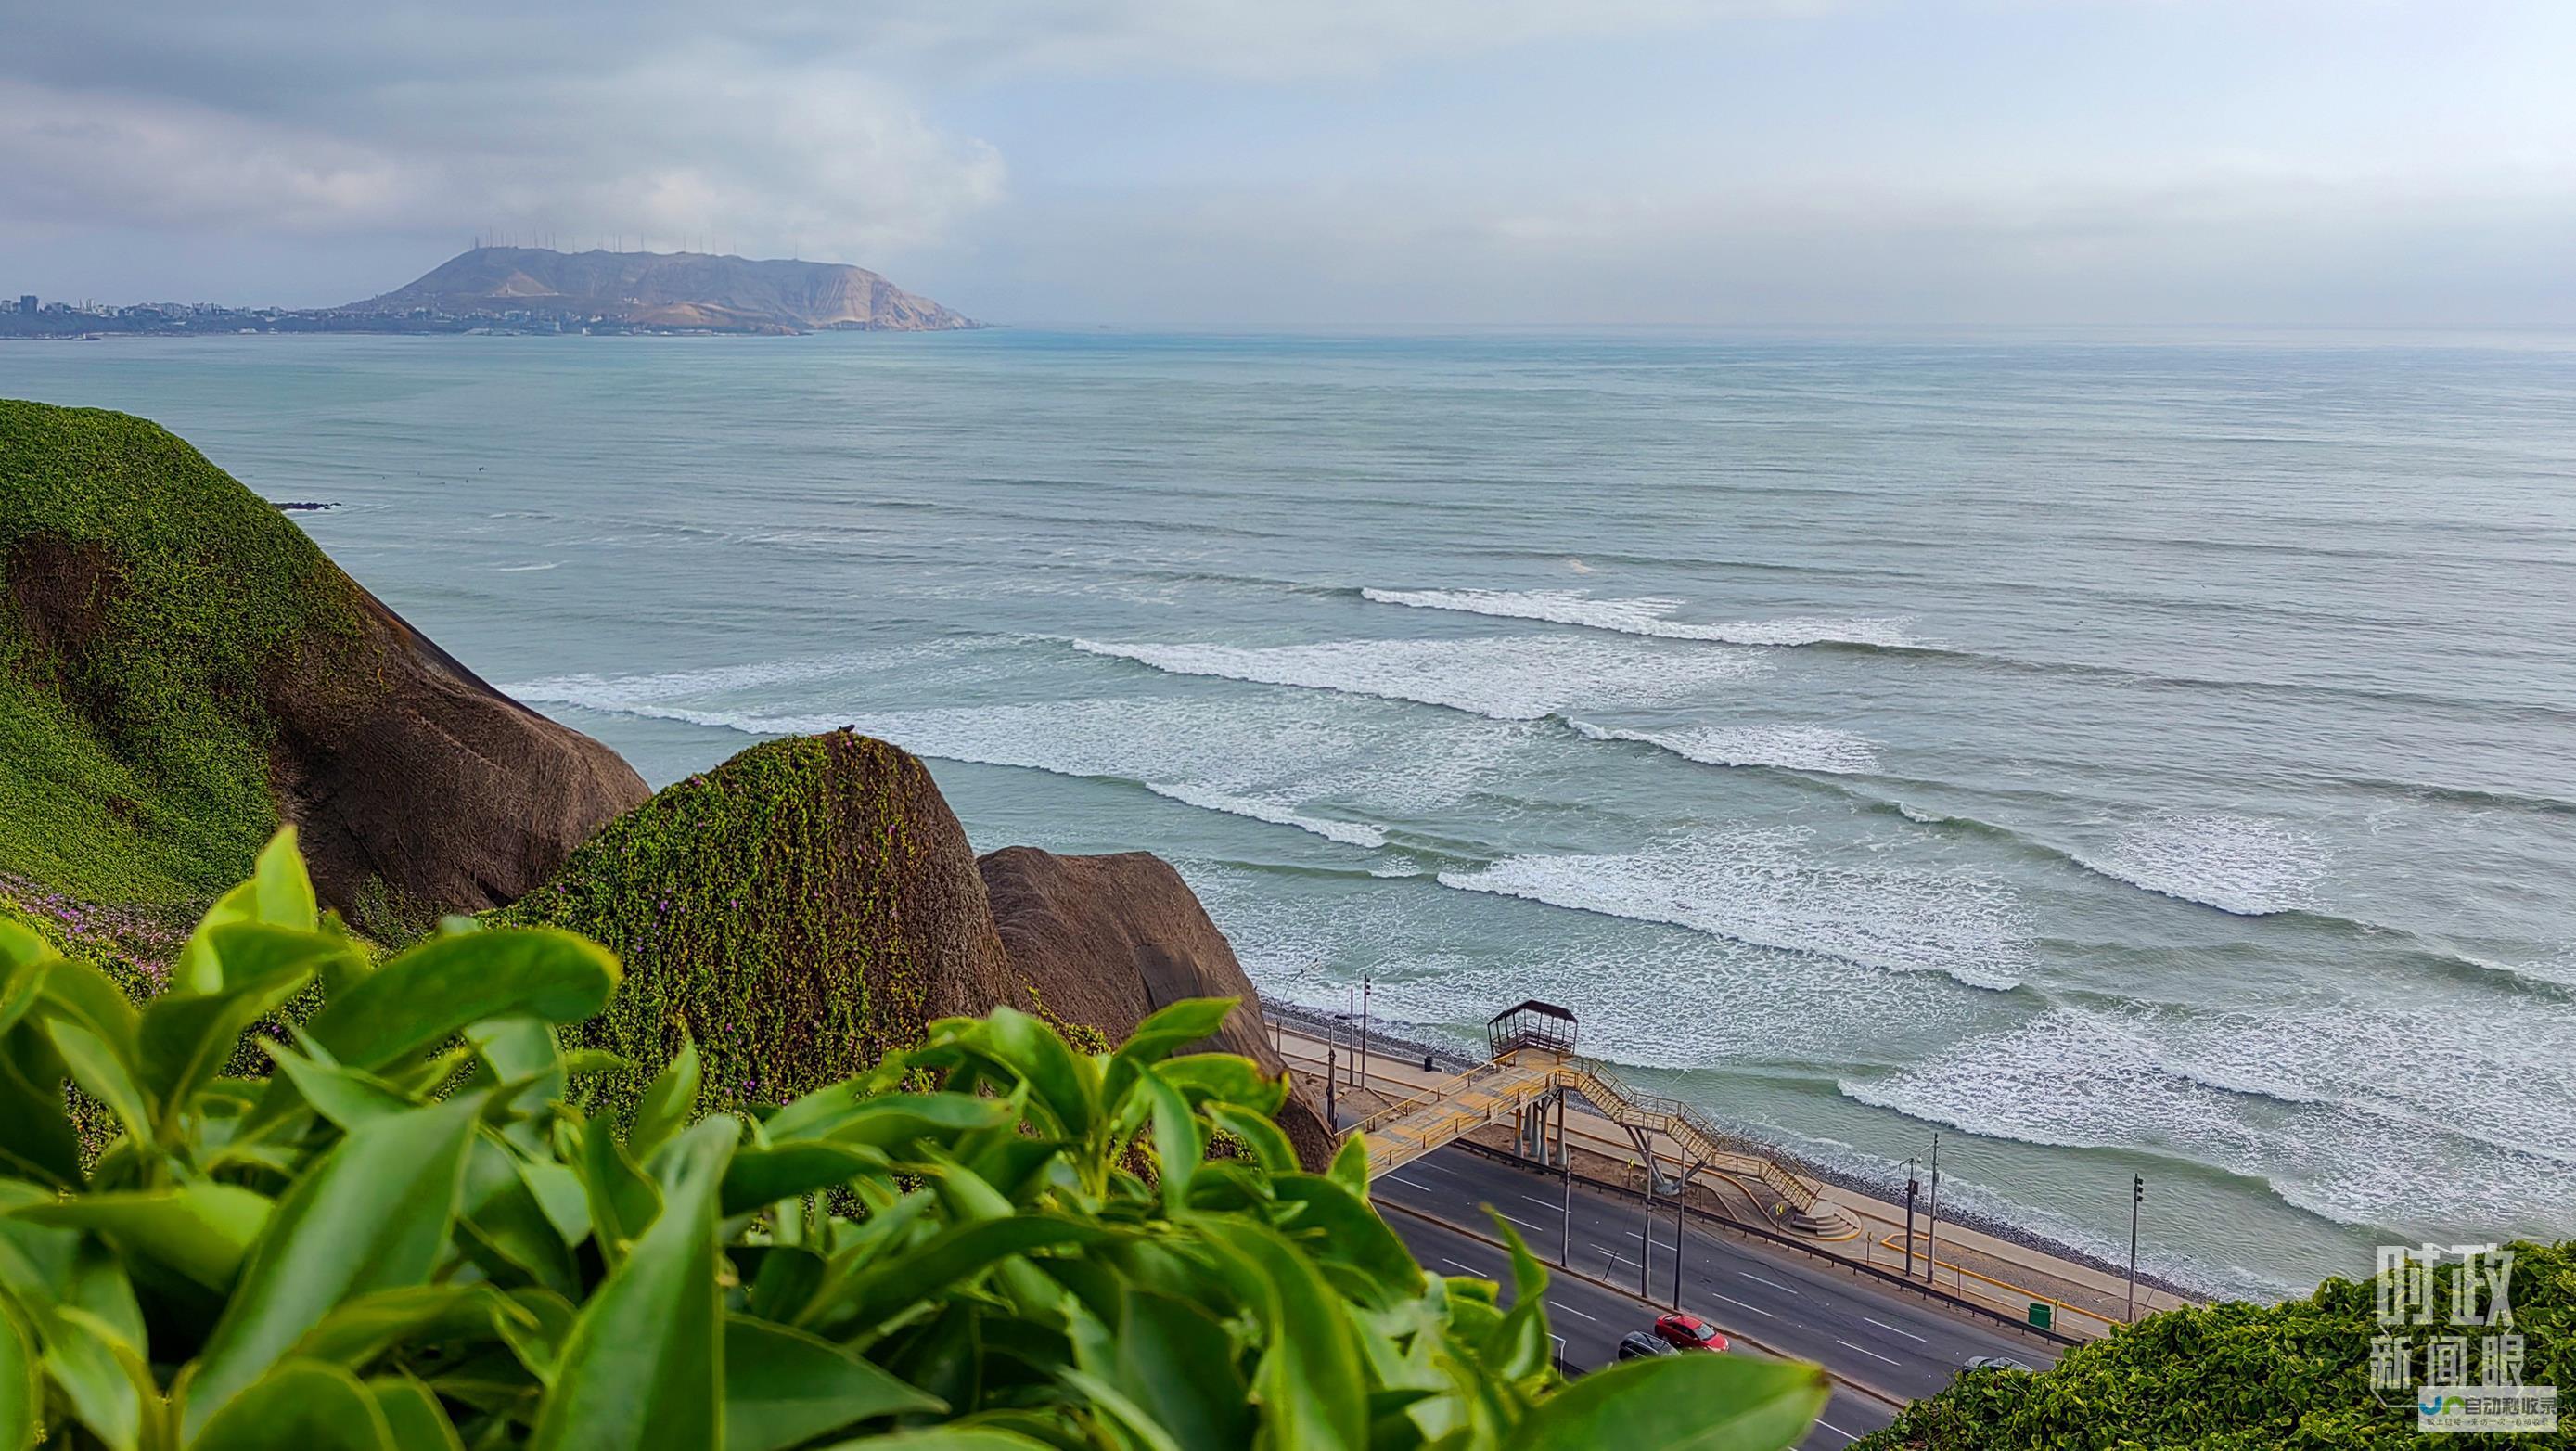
493 730 1023 1121
0 399 646 918
977 846 1338 1172
261 588 649 918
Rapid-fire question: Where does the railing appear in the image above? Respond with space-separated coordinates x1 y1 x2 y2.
1349 1058 1514 1139
1279 1005 1827 1220
1552 1058 1825 1215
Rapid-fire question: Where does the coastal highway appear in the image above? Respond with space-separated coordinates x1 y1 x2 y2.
1375 1146 2063 1445
1388 1209 1895 1449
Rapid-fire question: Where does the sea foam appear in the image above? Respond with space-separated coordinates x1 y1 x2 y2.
1840 1002 2576 1239
1433 829 2032 991
1069 634 1768 721
1569 720 1883 775
2073 811 2328 916
1362 587 1918 648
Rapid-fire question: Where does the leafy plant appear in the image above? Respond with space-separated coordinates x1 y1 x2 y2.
0 829 1827 1449
1856 1244 2571 1450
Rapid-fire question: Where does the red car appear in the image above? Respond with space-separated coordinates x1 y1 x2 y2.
1652 1313 1729 1353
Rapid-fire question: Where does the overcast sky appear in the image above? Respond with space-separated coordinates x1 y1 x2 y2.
5 1 2571 327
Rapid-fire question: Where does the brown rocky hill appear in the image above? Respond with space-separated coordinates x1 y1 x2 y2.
353 247 975 333
0 399 647 927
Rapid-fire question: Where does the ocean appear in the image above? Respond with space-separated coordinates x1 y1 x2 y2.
8 328 2573 1298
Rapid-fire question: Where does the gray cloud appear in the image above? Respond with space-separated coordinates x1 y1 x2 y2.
6 1 2570 325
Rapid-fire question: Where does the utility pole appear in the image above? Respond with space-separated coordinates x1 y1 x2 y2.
1926 1132 1942 1284
1903 1161 1920 1278
2128 1175 2145 1322
1326 1048 1337 1127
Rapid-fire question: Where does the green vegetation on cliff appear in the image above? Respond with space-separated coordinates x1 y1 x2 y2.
0 832 1828 1449
1859 1243 2572 1449
0 399 358 906
493 730 1017 1127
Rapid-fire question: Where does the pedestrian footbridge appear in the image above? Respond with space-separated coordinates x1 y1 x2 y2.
1348 1000 1856 1237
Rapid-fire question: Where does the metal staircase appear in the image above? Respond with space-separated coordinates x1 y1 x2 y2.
1344 1000 1852 1235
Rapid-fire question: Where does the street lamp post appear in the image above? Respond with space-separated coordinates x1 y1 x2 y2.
1326 1047 1337 1126
1558 1093 1572 1268
1671 1171 1688 1310
2128 1175 2145 1321
1636 1155 1655 1299
1350 989 1370 1092
1360 973 1372 1090
1925 1132 1942 1284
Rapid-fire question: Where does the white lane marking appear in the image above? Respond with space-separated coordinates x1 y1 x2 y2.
1493 1210 1550 1232
1522 1194 1562 1210
1815 1415 1853 1440
1553 1301 1599 1322
1387 1176 1434 1192
1712 1292 1777 1318
1864 1316 1928 1342
1741 1271 1798 1294
1834 1338 1903 1367
1416 1161 1478 1183
1440 1258 1481 1274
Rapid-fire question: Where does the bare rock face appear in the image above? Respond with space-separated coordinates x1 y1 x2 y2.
977 845 1339 1172
263 587 651 917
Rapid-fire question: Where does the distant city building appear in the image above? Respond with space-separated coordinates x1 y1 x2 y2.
15 296 32 315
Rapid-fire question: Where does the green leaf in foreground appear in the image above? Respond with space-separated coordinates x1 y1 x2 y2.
723 1314 943 1451
0 823 1836 1451
817 1432 1053 1451
1503 1352 1828 1451
527 1116 736 1451
12 1183 273 1294
0 1300 35 1451
626 1030 700 1163
305 929 619 1072
189 1358 394 1451
182 1091 489 1439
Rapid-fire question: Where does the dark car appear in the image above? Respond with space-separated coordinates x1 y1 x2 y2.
1963 1355 2036 1373
1652 1313 1729 1353
1616 1331 1676 1361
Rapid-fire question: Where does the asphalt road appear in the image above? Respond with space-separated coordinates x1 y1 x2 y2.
1389 1209 1895 1450
1374 1146 2065 1445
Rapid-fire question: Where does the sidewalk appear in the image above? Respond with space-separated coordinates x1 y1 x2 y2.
1270 1017 2195 1340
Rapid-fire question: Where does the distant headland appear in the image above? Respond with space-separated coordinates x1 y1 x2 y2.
1 245 977 339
